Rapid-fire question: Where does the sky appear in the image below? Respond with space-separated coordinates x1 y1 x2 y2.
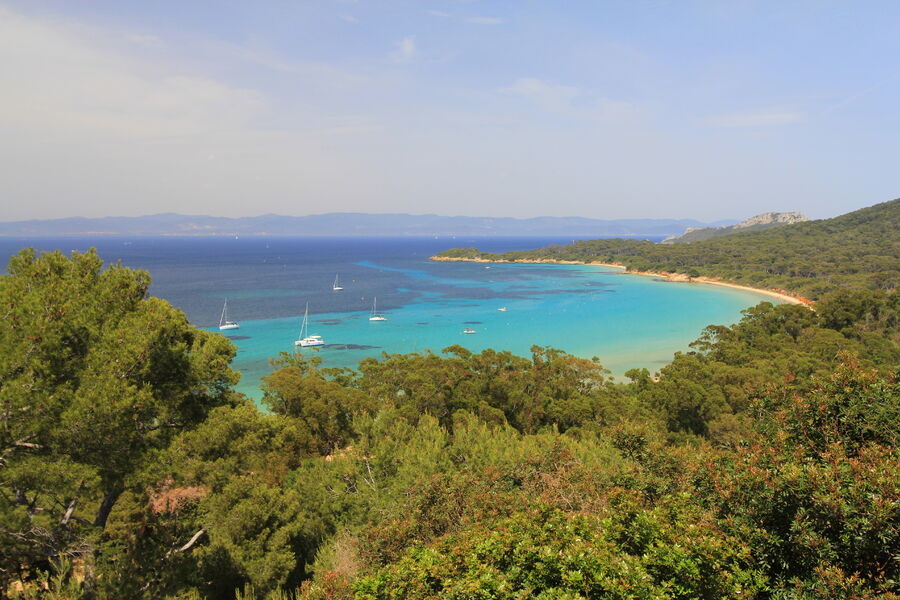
0 1 897 222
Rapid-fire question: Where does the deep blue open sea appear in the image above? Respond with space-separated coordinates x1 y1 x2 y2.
0 236 780 398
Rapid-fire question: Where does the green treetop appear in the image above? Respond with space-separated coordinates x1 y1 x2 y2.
0 248 239 588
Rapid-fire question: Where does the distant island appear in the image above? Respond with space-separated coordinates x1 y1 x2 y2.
0 212 737 238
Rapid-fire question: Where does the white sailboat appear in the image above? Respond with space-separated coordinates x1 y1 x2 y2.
368 297 387 321
294 303 325 347
332 274 344 291
218 299 240 330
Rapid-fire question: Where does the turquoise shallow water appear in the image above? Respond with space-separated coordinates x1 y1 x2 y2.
217 261 780 398
0 235 782 400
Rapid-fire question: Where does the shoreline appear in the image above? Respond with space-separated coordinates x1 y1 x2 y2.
429 255 812 306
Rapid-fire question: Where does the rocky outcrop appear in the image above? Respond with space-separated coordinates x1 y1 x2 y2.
732 212 807 229
662 211 808 243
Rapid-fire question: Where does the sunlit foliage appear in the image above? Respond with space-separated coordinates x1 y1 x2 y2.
2 207 897 599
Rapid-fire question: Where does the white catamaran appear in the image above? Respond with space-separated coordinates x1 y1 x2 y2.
295 303 325 347
218 299 240 330
332 274 344 291
368 297 387 321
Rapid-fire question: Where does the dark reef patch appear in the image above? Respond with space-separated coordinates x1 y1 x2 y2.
326 344 381 350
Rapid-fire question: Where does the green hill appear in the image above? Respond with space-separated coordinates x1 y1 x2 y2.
436 199 900 300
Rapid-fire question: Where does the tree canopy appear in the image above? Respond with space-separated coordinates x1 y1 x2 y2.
0 248 238 591
2 200 897 600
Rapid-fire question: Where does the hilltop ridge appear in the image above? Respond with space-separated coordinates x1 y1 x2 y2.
662 211 808 243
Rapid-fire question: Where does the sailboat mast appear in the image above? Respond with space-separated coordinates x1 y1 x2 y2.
220 299 227 327
301 303 309 338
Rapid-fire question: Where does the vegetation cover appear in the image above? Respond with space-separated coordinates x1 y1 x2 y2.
1 199 898 599
436 198 900 300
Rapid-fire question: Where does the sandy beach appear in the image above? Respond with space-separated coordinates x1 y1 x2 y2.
430 255 812 306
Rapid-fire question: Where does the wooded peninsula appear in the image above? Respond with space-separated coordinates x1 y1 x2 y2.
1 199 897 599
435 198 899 301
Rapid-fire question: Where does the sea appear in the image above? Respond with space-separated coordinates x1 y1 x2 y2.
0 235 782 398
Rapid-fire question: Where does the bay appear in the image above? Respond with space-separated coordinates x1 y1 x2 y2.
0 235 780 398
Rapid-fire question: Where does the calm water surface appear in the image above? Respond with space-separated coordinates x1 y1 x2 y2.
0 236 779 397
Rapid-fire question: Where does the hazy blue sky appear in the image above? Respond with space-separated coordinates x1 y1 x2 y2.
1 1 897 221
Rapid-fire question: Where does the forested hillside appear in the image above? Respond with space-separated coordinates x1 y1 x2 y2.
1 201 898 599
437 199 900 300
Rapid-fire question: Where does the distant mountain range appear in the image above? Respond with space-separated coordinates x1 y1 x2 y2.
0 213 739 238
661 211 808 243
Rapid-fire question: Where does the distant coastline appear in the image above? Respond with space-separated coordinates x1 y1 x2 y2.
0 231 674 238
430 255 812 306
0 212 736 238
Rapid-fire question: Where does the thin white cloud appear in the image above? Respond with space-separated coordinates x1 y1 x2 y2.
502 77 644 125
126 33 163 47
0 6 385 220
390 35 417 64
0 9 267 138
426 10 451 18
313 115 381 136
822 73 900 114
704 110 803 128
337 14 360 24
206 40 368 87
588 98 646 125
503 77 579 112
468 16 505 25
0 5 878 223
